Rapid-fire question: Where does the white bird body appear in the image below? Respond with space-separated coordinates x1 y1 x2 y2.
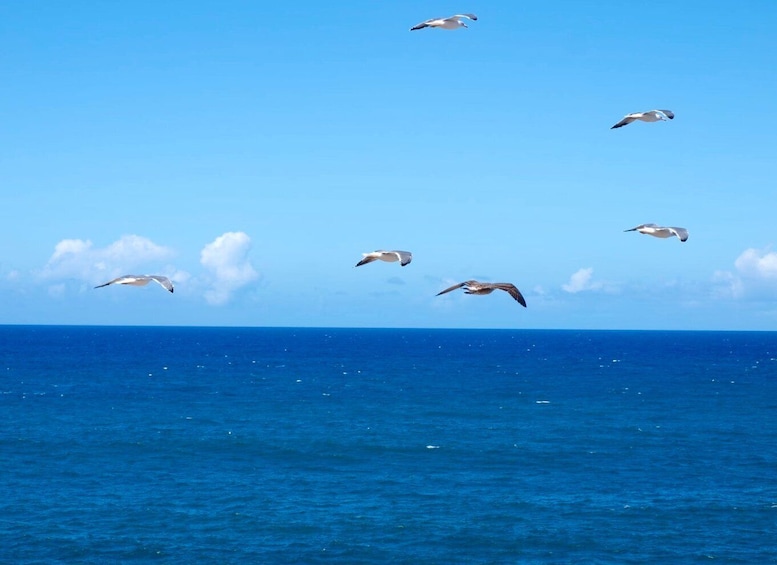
625 223 689 242
611 109 674 129
436 280 527 307
410 13 477 31
355 250 412 267
94 275 174 293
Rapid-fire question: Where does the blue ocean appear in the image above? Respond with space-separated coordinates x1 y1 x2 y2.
1 326 775 563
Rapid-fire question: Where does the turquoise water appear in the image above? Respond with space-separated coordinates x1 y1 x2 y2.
1 326 775 563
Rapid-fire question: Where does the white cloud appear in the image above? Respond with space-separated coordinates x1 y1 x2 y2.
562 267 603 293
50 238 93 262
714 247 777 299
41 234 174 283
734 248 777 279
200 232 259 305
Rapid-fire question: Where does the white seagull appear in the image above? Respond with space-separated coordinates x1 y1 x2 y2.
436 280 527 307
410 13 477 31
355 250 413 267
611 109 674 129
624 224 689 242
94 275 175 293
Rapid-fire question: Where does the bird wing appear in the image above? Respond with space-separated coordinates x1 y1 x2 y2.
94 276 122 288
668 227 689 242
452 13 477 21
658 109 675 119
355 253 378 267
611 115 637 129
94 275 139 288
395 251 412 266
494 283 527 307
436 281 466 296
150 276 174 292
410 19 434 30
624 223 656 232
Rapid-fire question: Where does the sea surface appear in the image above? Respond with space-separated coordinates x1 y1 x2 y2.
1 326 776 564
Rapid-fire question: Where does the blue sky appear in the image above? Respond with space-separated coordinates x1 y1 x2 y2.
2 1 776 329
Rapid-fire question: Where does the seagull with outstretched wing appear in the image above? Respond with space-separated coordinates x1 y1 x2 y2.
410 13 478 31
611 109 674 129
624 223 688 242
355 250 413 267
436 280 526 307
94 275 174 293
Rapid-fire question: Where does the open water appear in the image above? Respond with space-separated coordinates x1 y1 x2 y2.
1 326 775 563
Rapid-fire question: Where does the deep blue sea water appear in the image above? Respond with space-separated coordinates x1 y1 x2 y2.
1 326 776 564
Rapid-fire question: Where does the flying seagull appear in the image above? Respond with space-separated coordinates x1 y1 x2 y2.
624 224 689 242
611 109 674 129
355 250 412 267
94 275 174 293
410 13 478 31
436 280 527 307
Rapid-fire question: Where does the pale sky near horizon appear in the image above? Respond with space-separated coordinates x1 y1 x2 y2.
2 1 777 330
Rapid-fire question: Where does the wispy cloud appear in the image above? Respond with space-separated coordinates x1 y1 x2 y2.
713 247 777 299
562 268 602 293
562 267 621 296
200 231 259 305
40 234 175 284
